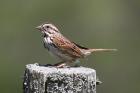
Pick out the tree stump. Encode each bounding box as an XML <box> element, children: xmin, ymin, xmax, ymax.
<box><xmin>23</xmin><ymin>63</ymin><xmax>96</xmax><ymax>93</ymax></box>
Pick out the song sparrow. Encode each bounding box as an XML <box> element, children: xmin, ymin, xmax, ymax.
<box><xmin>36</xmin><ymin>22</ymin><xmax>117</xmax><ymax>67</ymax></box>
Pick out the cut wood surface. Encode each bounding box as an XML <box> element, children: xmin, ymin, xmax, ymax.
<box><xmin>23</xmin><ymin>63</ymin><xmax>96</xmax><ymax>93</ymax></box>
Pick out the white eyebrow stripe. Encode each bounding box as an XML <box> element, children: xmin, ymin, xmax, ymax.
<box><xmin>43</xmin><ymin>24</ymin><xmax>59</xmax><ymax>32</ymax></box>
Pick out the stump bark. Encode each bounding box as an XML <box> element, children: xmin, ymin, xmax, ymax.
<box><xmin>23</xmin><ymin>63</ymin><xmax>96</xmax><ymax>93</ymax></box>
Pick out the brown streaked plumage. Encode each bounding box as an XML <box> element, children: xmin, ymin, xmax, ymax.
<box><xmin>36</xmin><ymin>22</ymin><xmax>117</xmax><ymax>67</ymax></box>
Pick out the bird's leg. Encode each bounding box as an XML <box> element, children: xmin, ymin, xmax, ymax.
<box><xmin>54</xmin><ymin>61</ymin><xmax>66</xmax><ymax>66</ymax></box>
<box><xmin>56</xmin><ymin>63</ymin><xmax>67</xmax><ymax>68</ymax></box>
<box><xmin>54</xmin><ymin>61</ymin><xmax>67</xmax><ymax>68</ymax></box>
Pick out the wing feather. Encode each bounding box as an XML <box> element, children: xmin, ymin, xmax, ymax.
<box><xmin>51</xmin><ymin>35</ymin><xmax>84</xmax><ymax>58</ymax></box>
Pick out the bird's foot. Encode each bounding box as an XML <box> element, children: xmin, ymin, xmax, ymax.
<box><xmin>55</xmin><ymin>63</ymin><xmax>67</xmax><ymax>68</ymax></box>
<box><xmin>53</xmin><ymin>61</ymin><xmax>70</xmax><ymax>68</ymax></box>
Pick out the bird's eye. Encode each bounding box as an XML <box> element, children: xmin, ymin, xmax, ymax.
<box><xmin>46</xmin><ymin>26</ymin><xmax>49</xmax><ymax>28</ymax></box>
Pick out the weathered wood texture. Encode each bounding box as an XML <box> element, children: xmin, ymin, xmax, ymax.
<box><xmin>23</xmin><ymin>63</ymin><xmax>96</xmax><ymax>93</ymax></box>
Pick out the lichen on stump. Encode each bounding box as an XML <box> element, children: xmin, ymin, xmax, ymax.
<box><xmin>23</xmin><ymin>63</ymin><xmax>96</xmax><ymax>93</ymax></box>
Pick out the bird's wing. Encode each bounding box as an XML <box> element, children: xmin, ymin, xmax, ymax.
<box><xmin>51</xmin><ymin>35</ymin><xmax>84</xmax><ymax>58</ymax></box>
<box><xmin>73</xmin><ymin>42</ymin><xmax>89</xmax><ymax>50</ymax></box>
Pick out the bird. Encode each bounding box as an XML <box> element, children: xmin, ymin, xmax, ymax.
<box><xmin>36</xmin><ymin>22</ymin><xmax>117</xmax><ymax>67</ymax></box>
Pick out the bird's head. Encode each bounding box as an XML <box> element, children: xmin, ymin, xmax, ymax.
<box><xmin>36</xmin><ymin>22</ymin><xmax>60</xmax><ymax>36</ymax></box>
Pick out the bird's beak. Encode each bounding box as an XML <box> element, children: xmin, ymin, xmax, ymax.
<box><xmin>36</xmin><ymin>25</ymin><xmax>42</xmax><ymax>30</ymax></box>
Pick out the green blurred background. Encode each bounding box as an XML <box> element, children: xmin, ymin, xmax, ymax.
<box><xmin>0</xmin><ymin>0</ymin><xmax>140</xmax><ymax>93</ymax></box>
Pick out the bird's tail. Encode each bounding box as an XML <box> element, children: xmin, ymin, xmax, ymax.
<box><xmin>90</xmin><ymin>48</ymin><xmax>117</xmax><ymax>52</ymax></box>
<box><xmin>82</xmin><ymin>48</ymin><xmax>117</xmax><ymax>56</ymax></box>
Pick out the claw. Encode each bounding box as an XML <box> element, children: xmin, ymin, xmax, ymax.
<box><xmin>56</xmin><ymin>63</ymin><xmax>67</xmax><ymax>68</ymax></box>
